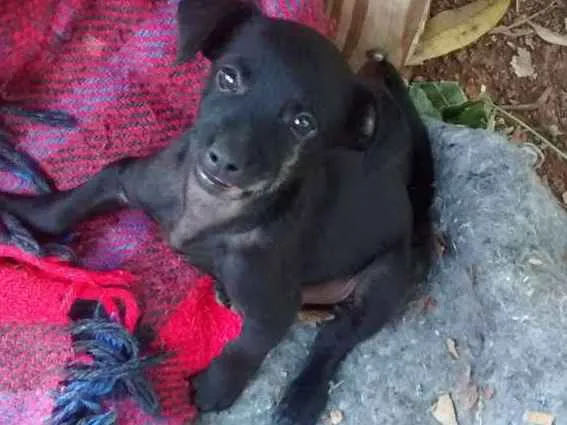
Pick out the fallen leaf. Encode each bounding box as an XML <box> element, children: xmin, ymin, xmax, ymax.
<box><xmin>297</xmin><ymin>309</ymin><xmax>335</xmax><ymax>325</ymax></box>
<box><xmin>526</xmin><ymin>411</ymin><xmax>555</xmax><ymax>425</ymax></box>
<box><xmin>511</xmin><ymin>47</ymin><xmax>535</xmax><ymax>78</ymax></box>
<box><xmin>446</xmin><ymin>338</ymin><xmax>460</xmax><ymax>359</ymax></box>
<box><xmin>328</xmin><ymin>409</ymin><xmax>344</xmax><ymax>425</ymax></box>
<box><xmin>529</xmin><ymin>21</ymin><xmax>567</xmax><ymax>47</ymax></box>
<box><xmin>481</xmin><ymin>385</ymin><xmax>495</xmax><ymax>400</ymax></box>
<box><xmin>431</xmin><ymin>393</ymin><xmax>459</xmax><ymax>425</ymax></box>
<box><xmin>562</xmin><ymin>191</ymin><xmax>567</xmax><ymax>205</ymax></box>
<box><xmin>407</xmin><ymin>0</ymin><xmax>511</xmax><ymax>65</ymax></box>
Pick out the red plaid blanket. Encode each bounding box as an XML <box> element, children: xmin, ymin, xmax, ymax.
<box><xmin>0</xmin><ymin>1</ymin><xmax>330</xmax><ymax>424</ymax></box>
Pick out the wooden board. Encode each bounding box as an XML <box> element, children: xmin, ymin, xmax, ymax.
<box><xmin>326</xmin><ymin>0</ymin><xmax>431</xmax><ymax>70</ymax></box>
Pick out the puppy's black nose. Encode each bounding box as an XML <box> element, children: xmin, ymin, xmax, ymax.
<box><xmin>205</xmin><ymin>147</ymin><xmax>240</xmax><ymax>173</ymax></box>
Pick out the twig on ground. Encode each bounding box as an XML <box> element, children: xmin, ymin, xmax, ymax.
<box><xmin>491</xmin><ymin>0</ymin><xmax>558</xmax><ymax>34</ymax></box>
<box><xmin>486</xmin><ymin>99</ymin><xmax>567</xmax><ymax>161</ymax></box>
<box><xmin>495</xmin><ymin>28</ymin><xmax>534</xmax><ymax>37</ymax></box>
<box><xmin>499</xmin><ymin>87</ymin><xmax>552</xmax><ymax>111</ymax></box>
<box><xmin>500</xmin><ymin>103</ymin><xmax>540</xmax><ymax>111</ymax></box>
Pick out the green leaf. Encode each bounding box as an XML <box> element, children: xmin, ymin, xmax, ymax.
<box><xmin>412</xmin><ymin>81</ymin><xmax>468</xmax><ymax>110</ymax></box>
<box><xmin>408</xmin><ymin>85</ymin><xmax>443</xmax><ymax>119</ymax></box>
<box><xmin>409</xmin><ymin>81</ymin><xmax>495</xmax><ymax>129</ymax></box>
<box><xmin>443</xmin><ymin>100</ymin><xmax>492</xmax><ymax>129</ymax></box>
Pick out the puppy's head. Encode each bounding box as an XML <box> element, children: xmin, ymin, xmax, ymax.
<box><xmin>177</xmin><ymin>0</ymin><xmax>378</xmax><ymax>200</ymax></box>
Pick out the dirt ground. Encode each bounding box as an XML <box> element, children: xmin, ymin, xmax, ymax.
<box><xmin>405</xmin><ymin>0</ymin><xmax>567</xmax><ymax>205</ymax></box>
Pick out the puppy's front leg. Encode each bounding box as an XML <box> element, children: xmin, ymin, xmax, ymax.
<box><xmin>192</xmin><ymin>253</ymin><xmax>300</xmax><ymax>412</ymax></box>
<box><xmin>0</xmin><ymin>135</ymin><xmax>188</xmax><ymax>235</ymax></box>
<box><xmin>0</xmin><ymin>163</ymin><xmax>126</xmax><ymax>234</ymax></box>
<box><xmin>0</xmin><ymin>159</ymin><xmax>141</xmax><ymax>235</ymax></box>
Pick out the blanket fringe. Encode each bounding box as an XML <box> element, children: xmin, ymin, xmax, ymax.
<box><xmin>49</xmin><ymin>313</ymin><xmax>162</xmax><ymax>425</ymax></box>
<box><xmin>0</xmin><ymin>118</ymin><xmax>163</xmax><ymax>424</ymax></box>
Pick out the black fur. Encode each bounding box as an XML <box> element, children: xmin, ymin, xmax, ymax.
<box><xmin>0</xmin><ymin>2</ymin><xmax>434</xmax><ymax>424</ymax></box>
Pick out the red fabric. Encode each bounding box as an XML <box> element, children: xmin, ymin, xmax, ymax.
<box><xmin>0</xmin><ymin>0</ymin><xmax>331</xmax><ymax>424</ymax></box>
<box><xmin>0</xmin><ymin>243</ymin><xmax>241</xmax><ymax>424</ymax></box>
<box><xmin>0</xmin><ymin>244</ymin><xmax>139</xmax><ymax>330</ymax></box>
<box><xmin>0</xmin><ymin>244</ymin><xmax>138</xmax><ymax>402</ymax></box>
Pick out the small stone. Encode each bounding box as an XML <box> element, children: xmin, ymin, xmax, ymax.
<box><xmin>511</xmin><ymin>47</ymin><xmax>535</xmax><ymax>78</ymax></box>
<box><xmin>329</xmin><ymin>409</ymin><xmax>344</xmax><ymax>425</ymax></box>
<box><xmin>446</xmin><ymin>338</ymin><xmax>460</xmax><ymax>359</ymax></box>
<box><xmin>526</xmin><ymin>411</ymin><xmax>555</xmax><ymax>425</ymax></box>
<box><xmin>562</xmin><ymin>191</ymin><xmax>567</xmax><ymax>205</ymax></box>
<box><xmin>431</xmin><ymin>394</ymin><xmax>459</xmax><ymax>425</ymax></box>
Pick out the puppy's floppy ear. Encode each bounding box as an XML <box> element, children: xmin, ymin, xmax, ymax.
<box><xmin>345</xmin><ymin>59</ymin><xmax>413</xmax><ymax>153</ymax></box>
<box><xmin>176</xmin><ymin>0</ymin><xmax>260</xmax><ymax>63</ymax></box>
<box><xmin>345</xmin><ymin>83</ymin><xmax>379</xmax><ymax>151</ymax></box>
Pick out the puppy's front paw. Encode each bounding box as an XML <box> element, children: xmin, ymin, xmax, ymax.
<box><xmin>191</xmin><ymin>352</ymin><xmax>251</xmax><ymax>412</ymax></box>
<box><xmin>274</xmin><ymin>379</ymin><xmax>329</xmax><ymax>425</ymax></box>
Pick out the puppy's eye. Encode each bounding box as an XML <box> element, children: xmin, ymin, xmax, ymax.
<box><xmin>216</xmin><ymin>66</ymin><xmax>241</xmax><ymax>93</ymax></box>
<box><xmin>290</xmin><ymin>113</ymin><xmax>317</xmax><ymax>138</ymax></box>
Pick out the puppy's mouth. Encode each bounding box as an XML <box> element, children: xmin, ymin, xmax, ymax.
<box><xmin>195</xmin><ymin>164</ymin><xmax>233</xmax><ymax>190</ymax></box>
<box><xmin>194</xmin><ymin>164</ymin><xmax>252</xmax><ymax>198</ymax></box>
<box><xmin>197</xmin><ymin>165</ymin><xmax>233</xmax><ymax>189</ymax></box>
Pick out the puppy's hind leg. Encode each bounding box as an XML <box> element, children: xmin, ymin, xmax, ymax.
<box><xmin>275</xmin><ymin>240</ymin><xmax>414</xmax><ymax>425</ymax></box>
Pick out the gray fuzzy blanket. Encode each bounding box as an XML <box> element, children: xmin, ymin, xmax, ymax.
<box><xmin>202</xmin><ymin>121</ymin><xmax>567</xmax><ymax>425</ymax></box>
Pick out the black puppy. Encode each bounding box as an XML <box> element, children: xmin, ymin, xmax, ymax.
<box><xmin>0</xmin><ymin>1</ymin><xmax>434</xmax><ymax>424</ymax></box>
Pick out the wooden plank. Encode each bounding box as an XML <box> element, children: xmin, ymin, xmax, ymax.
<box><xmin>326</xmin><ymin>0</ymin><xmax>431</xmax><ymax>70</ymax></box>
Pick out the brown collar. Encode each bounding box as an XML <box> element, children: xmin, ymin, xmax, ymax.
<box><xmin>301</xmin><ymin>276</ymin><xmax>359</xmax><ymax>306</ymax></box>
